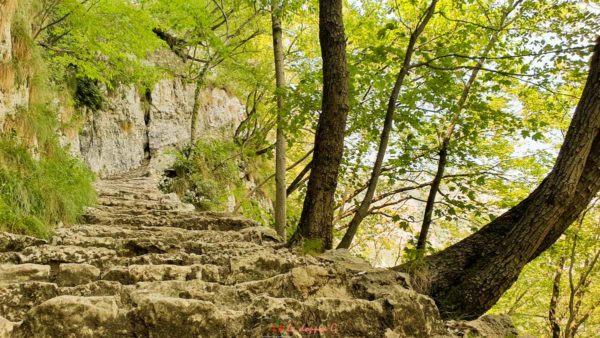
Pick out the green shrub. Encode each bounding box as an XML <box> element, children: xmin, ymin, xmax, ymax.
<box><xmin>162</xmin><ymin>141</ymin><xmax>238</xmax><ymax>210</ymax></box>
<box><xmin>161</xmin><ymin>140</ymin><xmax>274</xmax><ymax>224</ymax></box>
<box><xmin>74</xmin><ymin>76</ymin><xmax>104</xmax><ymax>111</ymax></box>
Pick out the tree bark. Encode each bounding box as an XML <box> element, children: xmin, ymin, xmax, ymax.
<box><xmin>396</xmin><ymin>37</ymin><xmax>600</xmax><ymax>320</ymax></box>
<box><xmin>416</xmin><ymin>145</ymin><xmax>447</xmax><ymax>251</ymax></box>
<box><xmin>272</xmin><ymin>3</ymin><xmax>287</xmax><ymax>239</ymax></box>
<box><xmin>337</xmin><ymin>0</ymin><xmax>439</xmax><ymax>249</ymax></box>
<box><xmin>549</xmin><ymin>256</ymin><xmax>564</xmax><ymax>338</ymax></box>
<box><xmin>288</xmin><ymin>0</ymin><xmax>349</xmax><ymax>251</ymax></box>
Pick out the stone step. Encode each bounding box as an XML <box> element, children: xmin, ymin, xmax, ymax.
<box><xmin>101</xmin><ymin>264</ymin><xmax>209</xmax><ymax>284</ymax></box>
<box><xmin>97</xmin><ymin>197</ymin><xmax>180</xmax><ymax>209</ymax></box>
<box><xmin>0</xmin><ymin>264</ymin><xmax>50</xmax><ymax>284</ymax></box>
<box><xmin>15</xmin><ymin>295</ymin><xmax>132</xmax><ymax>338</ymax></box>
<box><xmin>17</xmin><ymin>245</ymin><xmax>118</xmax><ymax>266</ymax></box>
<box><xmin>0</xmin><ymin>263</ymin><xmax>103</xmax><ymax>288</ymax></box>
<box><xmin>118</xmin><ymin>252</ymin><xmax>205</xmax><ymax>266</ymax></box>
<box><xmin>88</xmin><ymin>206</ymin><xmax>196</xmax><ymax>217</ymax></box>
<box><xmin>0</xmin><ymin>233</ymin><xmax>47</xmax><ymax>253</ymax></box>
<box><xmin>52</xmin><ymin>228</ymin><xmax>277</xmax><ymax>254</ymax></box>
<box><xmin>82</xmin><ymin>212</ymin><xmax>257</xmax><ymax>231</ymax></box>
<box><xmin>97</xmin><ymin>191</ymin><xmax>163</xmax><ymax>201</ymax></box>
<box><xmin>0</xmin><ymin>282</ymin><xmax>59</xmax><ymax>321</ymax></box>
<box><xmin>53</xmin><ymin>225</ymin><xmax>279</xmax><ymax>250</ymax></box>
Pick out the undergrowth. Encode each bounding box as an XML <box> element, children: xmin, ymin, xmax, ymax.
<box><xmin>0</xmin><ymin>135</ymin><xmax>95</xmax><ymax>238</ymax></box>
<box><xmin>160</xmin><ymin>139</ymin><xmax>273</xmax><ymax>224</ymax></box>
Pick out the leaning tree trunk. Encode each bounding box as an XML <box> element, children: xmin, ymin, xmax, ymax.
<box><xmin>416</xmin><ymin>144</ymin><xmax>447</xmax><ymax>251</ymax></box>
<box><xmin>416</xmin><ymin>0</ymin><xmax>518</xmax><ymax>252</ymax></box>
<box><xmin>396</xmin><ymin>38</ymin><xmax>600</xmax><ymax>320</ymax></box>
<box><xmin>288</xmin><ymin>0</ymin><xmax>349</xmax><ymax>250</ymax></box>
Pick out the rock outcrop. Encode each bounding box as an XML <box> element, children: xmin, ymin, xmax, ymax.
<box><xmin>2</xmin><ymin>0</ymin><xmax>244</xmax><ymax>179</ymax></box>
<box><xmin>0</xmin><ymin>166</ymin><xmax>517</xmax><ymax>337</ymax></box>
<box><xmin>74</xmin><ymin>81</ymin><xmax>245</xmax><ymax>177</ymax></box>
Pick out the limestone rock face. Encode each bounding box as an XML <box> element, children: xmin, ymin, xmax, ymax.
<box><xmin>78</xmin><ymin>86</ymin><xmax>148</xmax><ymax>177</ymax></box>
<box><xmin>0</xmin><ymin>168</ymin><xmax>519</xmax><ymax>337</ymax></box>
<box><xmin>148</xmin><ymin>79</ymin><xmax>244</xmax><ymax>150</ymax></box>
<box><xmin>73</xmin><ymin>79</ymin><xmax>244</xmax><ymax>177</ymax></box>
<box><xmin>2</xmin><ymin>1</ymin><xmax>243</xmax><ymax>178</ymax></box>
<box><xmin>0</xmin><ymin>0</ymin><xmax>29</xmax><ymax>129</ymax></box>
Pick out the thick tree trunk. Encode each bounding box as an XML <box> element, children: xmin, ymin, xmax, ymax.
<box><xmin>272</xmin><ymin>4</ymin><xmax>287</xmax><ymax>239</ymax></box>
<box><xmin>288</xmin><ymin>0</ymin><xmax>349</xmax><ymax>250</ymax></box>
<box><xmin>396</xmin><ymin>38</ymin><xmax>600</xmax><ymax>320</ymax></box>
<box><xmin>337</xmin><ymin>0</ymin><xmax>439</xmax><ymax>249</ymax></box>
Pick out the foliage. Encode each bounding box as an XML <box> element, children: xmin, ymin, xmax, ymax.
<box><xmin>164</xmin><ymin>141</ymin><xmax>238</xmax><ymax>210</ymax></box>
<box><xmin>160</xmin><ymin>140</ymin><xmax>274</xmax><ymax>224</ymax></box>
<box><xmin>33</xmin><ymin>0</ymin><xmax>165</xmax><ymax>88</ymax></box>
<box><xmin>73</xmin><ymin>76</ymin><xmax>104</xmax><ymax>111</ymax></box>
<box><xmin>492</xmin><ymin>200</ymin><xmax>600</xmax><ymax>337</ymax></box>
<box><xmin>323</xmin><ymin>0</ymin><xmax>599</xmax><ymax>260</ymax></box>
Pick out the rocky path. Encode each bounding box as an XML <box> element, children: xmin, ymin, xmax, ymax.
<box><xmin>0</xmin><ymin>168</ymin><xmax>515</xmax><ymax>337</ymax></box>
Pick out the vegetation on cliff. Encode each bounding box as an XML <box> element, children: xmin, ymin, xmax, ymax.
<box><xmin>0</xmin><ymin>0</ymin><xmax>95</xmax><ymax>237</ymax></box>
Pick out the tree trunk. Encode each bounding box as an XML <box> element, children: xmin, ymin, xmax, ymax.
<box><xmin>416</xmin><ymin>144</ymin><xmax>447</xmax><ymax>251</ymax></box>
<box><xmin>415</xmin><ymin>0</ymin><xmax>516</xmax><ymax>252</ymax></box>
<box><xmin>271</xmin><ymin>4</ymin><xmax>287</xmax><ymax>239</ymax></box>
<box><xmin>287</xmin><ymin>161</ymin><xmax>312</xmax><ymax>196</ymax></box>
<box><xmin>396</xmin><ymin>38</ymin><xmax>600</xmax><ymax>320</ymax></box>
<box><xmin>288</xmin><ymin>0</ymin><xmax>349</xmax><ymax>251</ymax></box>
<box><xmin>336</xmin><ymin>0</ymin><xmax>439</xmax><ymax>249</ymax></box>
<box><xmin>190</xmin><ymin>64</ymin><xmax>210</xmax><ymax>144</ymax></box>
<box><xmin>549</xmin><ymin>257</ymin><xmax>564</xmax><ymax>338</ymax></box>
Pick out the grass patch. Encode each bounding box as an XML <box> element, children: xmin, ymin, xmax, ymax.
<box><xmin>0</xmin><ymin>136</ymin><xmax>96</xmax><ymax>238</ymax></box>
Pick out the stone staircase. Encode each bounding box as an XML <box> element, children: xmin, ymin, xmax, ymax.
<box><xmin>0</xmin><ymin>168</ymin><xmax>516</xmax><ymax>337</ymax></box>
